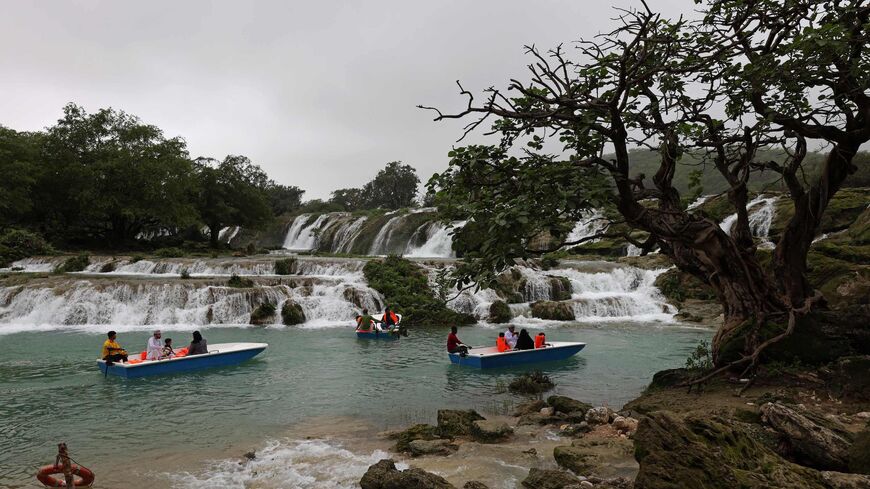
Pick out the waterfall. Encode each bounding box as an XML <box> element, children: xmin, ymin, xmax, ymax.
<box><xmin>332</xmin><ymin>217</ymin><xmax>368</xmax><ymax>253</ymax></box>
<box><xmin>283</xmin><ymin>214</ymin><xmax>330</xmax><ymax>250</ymax></box>
<box><xmin>687</xmin><ymin>195</ymin><xmax>712</xmax><ymax>211</ymax></box>
<box><xmin>720</xmin><ymin>195</ymin><xmax>778</xmax><ymax>247</ymax></box>
<box><xmin>405</xmin><ymin>221</ymin><xmax>465</xmax><ymax>258</ymax></box>
<box><xmin>565</xmin><ymin>211</ymin><xmax>609</xmax><ymax>246</ymax></box>
<box><xmin>368</xmin><ymin>216</ymin><xmax>402</xmax><ymax>255</ymax></box>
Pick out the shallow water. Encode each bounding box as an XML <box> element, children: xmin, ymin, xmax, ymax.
<box><xmin>0</xmin><ymin>321</ymin><xmax>709</xmax><ymax>488</ymax></box>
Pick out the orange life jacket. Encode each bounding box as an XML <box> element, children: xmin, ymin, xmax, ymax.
<box><xmin>496</xmin><ymin>337</ymin><xmax>510</xmax><ymax>352</ymax></box>
<box><xmin>382</xmin><ymin>311</ymin><xmax>399</xmax><ymax>324</ymax></box>
<box><xmin>535</xmin><ymin>334</ymin><xmax>546</xmax><ymax>349</ymax></box>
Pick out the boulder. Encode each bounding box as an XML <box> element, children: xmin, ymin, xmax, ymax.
<box><xmin>280</xmin><ymin>301</ymin><xmax>306</xmax><ymax>325</ymax></box>
<box><xmin>489</xmin><ymin>300</ymin><xmax>512</xmax><ymax>323</ymax></box>
<box><xmin>553</xmin><ymin>437</ymin><xmax>636</xmax><ymax>478</ymax></box>
<box><xmin>547</xmin><ymin>396</ymin><xmax>592</xmax><ymax>416</ymax></box>
<box><xmin>559</xmin><ymin>422</ymin><xmax>592</xmax><ymax>437</ymax></box>
<box><xmin>390</xmin><ymin>423</ymin><xmax>440</xmax><ymax>452</ymax></box>
<box><xmin>824</xmin><ymin>356</ymin><xmax>870</xmax><ymax>402</ymax></box>
<box><xmin>612</xmin><ymin>416</ymin><xmax>639</xmax><ymax>435</ymax></box>
<box><xmin>437</xmin><ymin>409</ymin><xmax>485</xmax><ymax>437</ymax></box>
<box><xmin>531</xmin><ymin>301</ymin><xmax>576</xmax><ymax>321</ymax></box>
<box><xmin>517</xmin><ymin>413</ymin><xmax>549</xmax><ymax>426</ymax></box>
<box><xmin>548</xmin><ymin>276</ymin><xmax>573</xmax><ymax>301</ymax></box>
<box><xmin>541</xmin><ymin>407</ymin><xmax>556</xmax><ymax>416</ymax></box>
<box><xmin>408</xmin><ymin>439</ymin><xmax>458</xmax><ymax>457</ymax></box>
<box><xmin>463</xmin><ymin>482</ymin><xmax>490</xmax><ymax>489</ymax></box>
<box><xmin>760</xmin><ymin>402</ymin><xmax>854</xmax><ymax>471</ymax></box>
<box><xmin>584</xmin><ymin>407</ymin><xmax>614</xmax><ymax>425</ymax></box>
<box><xmin>521</xmin><ymin>467</ymin><xmax>582</xmax><ymax>489</ymax></box>
<box><xmin>849</xmin><ymin>424</ymin><xmax>870</xmax><ymax>475</ymax></box>
<box><xmin>820</xmin><ymin>471</ymin><xmax>870</xmax><ymax>489</ymax></box>
<box><xmin>360</xmin><ymin>459</ymin><xmax>456</xmax><ymax>489</ymax></box>
<box><xmin>633</xmin><ymin>410</ymin><xmax>867</xmax><ymax>489</ymax></box>
<box><xmin>249</xmin><ymin>302</ymin><xmax>276</xmax><ymax>325</ymax></box>
<box><xmin>513</xmin><ymin>399</ymin><xmax>547</xmax><ymax>416</ymax></box>
<box><xmin>470</xmin><ymin>419</ymin><xmax>513</xmax><ymax>443</ymax></box>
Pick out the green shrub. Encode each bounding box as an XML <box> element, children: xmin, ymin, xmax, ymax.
<box><xmin>489</xmin><ymin>300</ymin><xmax>511</xmax><ymax>323</ymax></box>
<box><xmin>250</xmin><ymin>302</ymin><xmax>277</xmax><ymax>325</ymax></box>
<box><xmin>685</xmin><ymin>340</ymin><xmax>713</xmax><ymax>373</ymax></box>
<box><xmin>130</xmin><ymin>255</ymin><xmax>145</xmax><ymax>263</ymax></box>
<box><xmin>55</xmin><ymin>254</ymin><xmax>90</xmax><ymax>273</ymax></box>
<box><xmin>227</xmin><ymin>274</ymin><xmax>254</xmax><ymax>288</ymax></box>
<box><xmin>509</xmin><ymin>370</ymin><xmax>555</xmax><ymax>394</ymax></box>
<box><xmin>99</xmin><ymin>261</ymin><xmax>117</xmax><ymax>273</ymax></box>
<box><xmin>0</xmin><ymin>229</ymin><xmax>53</xmax><ymax>267</ymax></box>
<box><xmin>363</xmin><ymin>255</ymin><xmax>476</xmax><ymax>327</ymax></box>
<box><xmin>274</xmin><ymin>258</ymin><xmax>297</xmax><ymax>275</ymax></box>
<box><xmin>155</xmin><ymin>247</ymin><xmax>184</xmax><ymax>258</ymax></box>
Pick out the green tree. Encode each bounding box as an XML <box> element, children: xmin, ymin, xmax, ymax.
<box><xmin>194</xmin><ymin>155</ymin><xmax>273</xmax><ymax>248</ymax></box>
<box><xmin>424</xmin><ymin>0</ymin><xmax>869</xmax><ymax>369</ymax></box>
<box><xmin>0</xmin><ymin>126</ymin><xmax>41</xmax><ymax>227</ymax></box>
<box><xmin>38</xmin><ymin>103</ymin><xmax>197</xmax><ymax>245</ymax></box>
<box><xmin>364</xmin><ymin>161</ymin><xmax>420</xmax><ymax>210</ymax></box>
<box><xmin>266</xmin><ymin>184</ymin><xmax>305</xmax><ymax>215</ymax></box>
<box><xmin>329</xmin><ymin>187</ymin><xmax>367</xmax><ymax>211</ymax></box>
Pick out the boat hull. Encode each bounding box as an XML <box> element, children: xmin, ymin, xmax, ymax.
<box><xmin>97</xmin><ymin>343</ymin><xmax>267</xmax><ymax>378</ymax></box>
<box><xmin>448</xmin><ymin>342</ymin><xmax>585</xmax><ymax>368</ymax></box>
<box><xmin>355</xmin><ymin>330</ymin><xmax>399</xmax><ymax>340</ymax></box>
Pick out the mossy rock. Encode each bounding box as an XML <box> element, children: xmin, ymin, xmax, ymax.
<box><xmin>250</xmin><ymin>302</ymin><xmax>276</xmax><ymax>325</ymax></box>
<box><xmin>99</xmin><ymin>261</ymin><xmax>117</xmax><ymax>273</ymax></box>
<box><xmin>547</xmin><ymin>395</ymin><xmax>592</xmax><ymax>415</ymax></box>
<box><xmin>389</xmin><ymin>423</ymin><xmax>441</xmax><ymax>452</ymax></box>
<box><xmin>227</xmin><ymin>274</ymin><xmax>254</xmax><ymax>288</ymax></box>
<box><xmin>850</xmin><ymin>424</ymin><xmax>870</xmax><ymax>475</ymax></box>
<box><xmin>530</xmin><ymin>301</ymin><xmax>575</xmax><ymax>321</ymax></box>
<box><xmin>281</xmin><ymin>301</ymin><xmax>306</xmax><ymax>325</ymax></box>
<box><xmin>553</xmin><ymin>437</ymin><xmax>636</xmax><ymax>478</ymax></box>
<box><xmin>654</xmin><ymin>268</ymin><xmax>717</xmax><ymax>304</ymax></box>
<box><xmin>273</xmin><ymin>258</ymin><xmax>298</xmax><ymax>275</ymax></box>
<box><xmin>492</xmin><ymin>268</ymin><xmax>526</xmax><ymax>304</ymax></box>
<box><xmin>436</xmin><ymin>409</ymin><xmax>485</xmax><ymax>437</ymax></box>
<box><xmin>547</xmin><ymin>276</ymin><xmax>572</xmax><ymax>301</ymax></box>
<box><xmin>489</xmin><ymin>300</ymin><xmax>511</xmax><ymax>323</ymax></box>
<box><xmin>848</xmin><ymin>206</ymin><xmax>870</xmax><ymax>244</ymax></box>
<box><xmin>509</xmin><ymin>371</ymin><xmax>554</xmax><ymax>394</ymax></box>
<box><xmin>55</xmin><ymin>254</ymin><xmax>90</xmax><ymax>273</ymax></box>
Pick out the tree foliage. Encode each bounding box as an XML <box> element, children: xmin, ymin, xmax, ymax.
<box><xmin>329</xmin><ymin>161</ymin><xmax>421</xmax><ymax>211</ymax></box>
<box><xmin>424</xmin><ymin>0</ymin><xmax>869</xmax><ymax>368</ymax></box>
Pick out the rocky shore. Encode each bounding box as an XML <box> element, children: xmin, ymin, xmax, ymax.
<box><xmin>346</xmin><ymin>356</ymin><xmax>870</xmax><ymax>489</ymax></box>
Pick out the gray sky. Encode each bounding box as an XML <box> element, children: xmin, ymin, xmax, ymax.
<box><xmin>1</xmin><ymin>0</ymin><xmax>690</xmax><ymax>200</ymax></box>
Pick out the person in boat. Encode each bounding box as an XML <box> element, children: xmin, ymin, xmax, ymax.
<box><xmin>534</xmin><ymin>332</ymin><xmax>549</xmax><ymax>349</ymax></box>
<box><xmin>162</xmin><ymin>338</ymin><xmax>176</xmax><ymax>359</ymax></box>
<box><xmin>515</xmin><ymin>329</ymin><xmax>535</xmax><ymax>350</ymax></box>
<box><xmin>496</xmin><ymin>332</ymin><xmax>511</xmax><ymax>352</ymax></box>
<box><xmin>146</xmin><ymin>329</ymin><xmax>164</xmax><ymax>360</ymax></box>
<box><xmin>356</xmin><ymin>309</ymin><xmax>381</xmax><ymax>331</ymax></box>
<box><xmin>447</xmin><ymin>326</ymin><xmax>465</xmax><ymax>354</ymax></box>
<box><xmin>188</xmin><ymin>330</ymin><xmax>208</xmax><ymax>355</ymax></box>
<box><xmin>504</xmin><ymin>325</ymin><xmax>518</xmax><ymax>349</ymax></box>
<box><xmin>379</xmin><ymin>306</ymin><xmax>400</xmax><ymax>331</ymax></box>
<box><xmin>101</xmin><ymin>331</ymin><xmax>128</xmax><ymax>364</ymax></box>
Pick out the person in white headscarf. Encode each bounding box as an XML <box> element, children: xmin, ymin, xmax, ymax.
<box><xmin>146</xmin><ymin>330</ymin><xmax>164</xmax><ymax>360</ymax></box>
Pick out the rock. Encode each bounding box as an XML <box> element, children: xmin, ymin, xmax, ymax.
<box><xmin>523</xmin><ymin>448</ymin><xmax>537</xmax><ymax>456</ymax></box>
<box><xmin>531</xmin><ymin>301</ymin><xmax>576</xmax><ymax>321</ymax></box>
<box><xmin>850</xmin><ymin>425</ymin><xmax>870</xmax><ymax>475</ymax></box>
<box><xmin>509</xmin><ymin>371</ymin><xmax>556</xmax><ymax>394</ymax></box>
<box><xmin>824</xmin><ymin>356</ymin><xmax>870</xmax><ymax>402</ymax></box>
<box><xmin>360</xmin><ymin>459</ymin><xmax>456</xmax><ymax>489</ymax></box>
<box><xmin>390</xmin><ymin>423</ymin><xmax>441</xmax><ymax>452</ymax></box>
<box><xmin>463</xmin><ymin>482</ymin><xmax>490</xmax><ymax>489</ymax></box>
<box><xmin>587</xmin><ymin>476</ymin><xmax>634</xmax><ymax>489</ymax></box>
<box><xmin>559</xmin><ymin>422</ymin><xmax>591</xmax><ymax>437</ymax></box>
<box><xmin>541</xmin><ymin>407</ymin><xmax>556</xmax><ymax>416</ymax></box>
<box><xmin>437</xmin><ymin>409</ymin><xmax>485</xmax><ymax>437</ymax></box>
<box><xmin>553</xmin><ymin>437</ymin><xmax>636</xmax><ymax>478</ymax></box>
<box><xmin>856</xmin><ymin>412</ymin><xmax>870</xmax><ymax>420</ymax></box>
<box><xmin>612</xmin><ymin>416</ymin><xmax>639</xmax><ymax>435</ymax></box>
<box><xmin>514</xmin><ymin>399</ymin><xmax>547</xmax><ymax>416</ymax></box>
<box><xmin>408</xmin><ymin>439</ymin><xmax>458</xmax><ymax>457</ymax></box>
<box><xmin>633</xmin><ymin>410</ymin><xmax>860</xmax><ymax>489</ymax></box>
<box><xmin>280</xmin><ymin>301</ymin><xmax>306</xmax><ymax>325</ymax></box>
<box><xmin>242</xmin><ymin>450</ymin><xmax>256</xmax><ymax>460</ymax></box>
<box><xmin>548</xmin><ymin>396</ymin><xmax>593</xmax><ymax>416</ymax></box>
<box><xmin>646</xmin><ymin>368</ymin><xmax>691</xmax><ymax>390</ymax></box>
<box><xmin>489</xmin><ymin>300</ymin><xmax>512</xmax><ymax>323</ymax></box>
<box><xmin>584</xmin><ymin>407</ymin><xmax>614</xmax><ymax>425</ymax></box>
<box><xmin>518</xmin><ymin>413</ymin><xmax>549</xmax><ymax>426</ymax></box>
<box><xmin>471</xmin><ymin>419</ymin><xmax>514</xmax><ymax>443</ymax></box>
<box><xmin>548</xmin><ymin>276</ymin><xmax>573</xmax><ymax>301</ymax></box>
<box><xmin>820</xmin><ymin>471</ymin><xmax>870</xmax><ymax>489</ymax></box>
<box><xmin>760</xmin><ymin>402</ymin><xmax>854</xmax><ymax>471</ymax></box>
<box><xmin>249</xmin><ymin>302</ymin><xmax>276</xmax><ymax>325</ymax></box>
<box><xmin>521</xmin><ymin>467</ymin><xmax>582</xmax><ymax>489</ymax></box>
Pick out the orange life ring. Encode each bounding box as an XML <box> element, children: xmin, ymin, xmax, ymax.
<box><xmin>36</xmin><ymin>464</ymin><xmax>95</xmax><ymax>487</ymax></box>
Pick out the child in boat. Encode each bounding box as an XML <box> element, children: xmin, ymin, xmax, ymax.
<box><xmin>534</xmin><ymin>332</ymin><xmax>549</xmax><ymax>348</ymax></box>
<box><xmin>356</xmin><ymin>309</ymin><xmax>381</xmax><ymax>331</ymax></box>
<box><xmin>162</xmin><ymin>338</ymin><xmax>176</xmax><ymax>359</ymax></box>
<box><xmin>496</xmin><ymin>332</ymin><xmax>511</xmax><ymax>352</ymax></box>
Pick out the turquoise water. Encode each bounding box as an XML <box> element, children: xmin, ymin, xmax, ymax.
<box><xmin>0</xmin><ymin>322</ymin><xmax>709</xmax><ymax>487</ymax></box>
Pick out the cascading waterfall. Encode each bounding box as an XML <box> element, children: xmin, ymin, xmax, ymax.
<box><xmin>368</xmin><ymin>216</ymin><xmax>402</xmax><ymax>255</ymax></box>
<box><xmin>284</xmin><ymin>214</ymin><xmax>330</xmax><ymax>250</ymax></box>
<box><xmin>332</xmin><ymin>217</ymin><xmax>368</xmax><ymax>253</ymax></box>
<box><xmin>565</xmin><ymin>210</ymin><xmax>609</xmax><ymax>246</ymax></box>
<box><xmin>720</xmin><ymin>195</ymin><xmax>778</xmax><ymax>247</ymax></box>
<box><xmin>405</xmin><ymin>221</ymin><xmax>465</xmax><ymax>258</ymax></box>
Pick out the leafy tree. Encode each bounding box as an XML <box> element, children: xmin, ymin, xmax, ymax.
<box><xmin>424</xmin><ymin>0</ymin><xmax>869</xmax><ymax>370</ymax></box>
<box><xmin>266</xmin><ymin>184</ymin><xmax>304</xmax><ymax>215</ymax></box>
<box><xmin>0</xmin><ymin>126</ymin><xmax>41</xmax><ymax>228</ymax></box>
<box><xmin>365</xmin><ymin>161</ymin><xmax>420</xmax><ymax>209</ymax></box>
<box><xmin>37</xmin><ymin>104</ymin><xmax>197</xmax><ymax>245</ymax></box>
<box><xmin>329</xmin><ymin>187</ymin><xmax>368</xmax><ymax>211</ymax></box>
<box><xmin>194</xmin><ymin>155</ymin><xmax>273</xmax><ymax>247</ymax></box>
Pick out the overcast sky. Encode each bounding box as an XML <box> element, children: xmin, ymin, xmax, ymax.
<box><xmin>1</xmin><ymin>0</ymin><xmax>691</xmax><ymax>200</ymax></box>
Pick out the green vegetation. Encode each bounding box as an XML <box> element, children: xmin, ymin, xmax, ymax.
<box><xmin>250</xmin><ymin>302</ymin><xmax>276</xmax><ymax>325</ymax></box>
<box><xmin>99</xmin><ymin>261</ymin><xmax>117</xmax><ymax>273</ymax></box>
<box><xmin>488</xmin><ymin>300</ymin><xmax>511</xmax><ymax>323</ymax></box>
<box><xmin>154</xmin><ymin>247</ymin><xmax>185</xmax><ymax>258</ymax></box>
<box><xmin>0</xmin><ymin>228</ymin><xmax>53</xmax><ymax>267</ymax></box>
<box><xmin>226</xmin><ymin>274</ymin><xmax>254</xmax><ymax>288</ymax></box>
<box><xmin>54</xmin><ymin>254</ymin><xmax>89</xmax><ymax>273</ymax></box>
<box><xmin>329</xmin><ymin>161</ymin><xmax>420</xmax><ymax>211</ymax></box>
<box><xmin>273</xmin><ymin>258</ymin><xmax>297</xmax><ymax>275</ymax></box>
<box><xmin>363</xmin><ymin>255</ymin><xmax>475</xmax><ymax>327</ymax></box>
<box><xmin>179</xmin><ymin>268</ymin><xmax>191</xmax><ymax>279</ymax></box>
<box><xmin>685</xmin><ymin>340</ymin><xmax>713</xmax><ymax>373</ymax></box>
<box><xmin>508</xmin><ymin>371</ymin><xmax>555</xmax><ymax>394</ymax></box>
<box><xmin>281</xmin><ymin>301</ymin><xmax>306</xmax><ymax>325</ymax></box>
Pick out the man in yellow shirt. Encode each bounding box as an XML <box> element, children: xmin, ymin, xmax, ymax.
<box><xmin>102</xmin><ymin>331</ymin><xmax>128</xmax><ymax>364</ymax></box>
